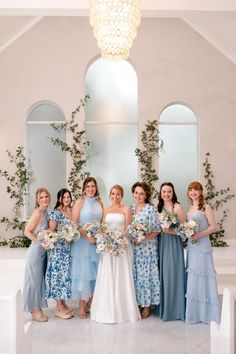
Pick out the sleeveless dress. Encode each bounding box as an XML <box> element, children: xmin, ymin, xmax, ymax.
<box><xmin>131</xmin><ymin>204</ymin><xmax>160</xmax><ymax>307</ymax></box>
<box><xmin>185</xmin><ymin>211</ymin><xmax>220</xmax><ymax>324</ymax></box>
<box><xmin>45</xmin><ymin>209</ymin><xmax>71</xmax><ymax>300</ymax></box>
<box><xmin>71</xmin><ymin>196</ymin><xmax>102</xmax><ymax>301</ymax></box>
<box><xmin>90</xmin><ymin>213</ymin><xmax>141</xmax><ymax>323</ymax></box>
<box><xmin>23</xmin><ymin>209</ymin><xmax>48</xmax><ymax>311</ymax></box>
<box><xmin>158</xmin><ymin>211</ymin><xmax>186</xmax><ymax>321</ymax></box>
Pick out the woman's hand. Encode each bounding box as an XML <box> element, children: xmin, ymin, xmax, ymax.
<box><xmin>162</xmin><ymin>227</ymin><xmax>175</xmax><ymax>234</ymax></box>
<box><xmin>134</xmin><ymin>238</ymin><xmax>144</xmax><ymax>245</ymax></box>
<box><xmin>191</xmin><ymin>232</ymin><xmax>200</xmax><ymax>241</ymax></box>
<box><xmin>88</xmin><ymin>236</ymin><xmax>96</xmax><ymax>244</ymax></box>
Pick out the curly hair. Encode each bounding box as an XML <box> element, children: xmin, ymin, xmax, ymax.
<box><xmin>131</xmin><ymin>181</ymin><xmax>152</xmax><ymax>203</ymax></box>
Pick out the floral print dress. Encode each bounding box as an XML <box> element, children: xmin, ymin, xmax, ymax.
<box><xmin>45</xmin><ymin>209</ymin><xmax>71</xmax><ymax>300</ymax></box>
<box><xmin>131</xmin><ymin>204</ymin><xmax>160</xmax><ymax>307</ymax></box>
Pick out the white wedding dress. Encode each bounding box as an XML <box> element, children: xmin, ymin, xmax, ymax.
<box><xmin>90</xmin><ymin>213</ymin><xmax>141</xmax><ymax>323</ymax></box>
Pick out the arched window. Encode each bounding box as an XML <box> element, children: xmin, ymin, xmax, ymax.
<box><xmin>85</xmin><ymin>58</ymin><xmax>138</xmax><ymax>205</ymax></box>
<box><xmin>159</xmin><ymin>103</ymin><xmax>198</xmax><ymax>209</ymax></box>
<box><xmin>27</xmin><ymin>102</ymin><xmax>66</xmax><ymax>215</ymax></box>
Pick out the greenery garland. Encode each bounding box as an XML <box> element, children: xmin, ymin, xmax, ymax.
<box><xmin>0</xmin><ymin>146</ymin><xmax>31</xmax><ymax>247</ymax></box>
<box><xmin>203</xmin><ymin>152</ymin><xmax>235</xmax><ymax>247</ymax></box>
<box><xmin>50</xmin><ymin>96</ymin><xmax>90</xmax><ymax>199</ymax></box>
<box><xmin>135</xmin><ymin>120</ymin><xmax>163</xmax><ymax>200</ymax></box>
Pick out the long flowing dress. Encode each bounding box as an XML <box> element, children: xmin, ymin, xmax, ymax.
<box><xmin>185</xmin><ymin>211</ymin><xmax>220</xmax><ymax>324</ymax></box>
<box><xmin>23</xmin><ymin>208</ymin><xmax>48</xmax><ymax>312</ymax></box>
<box><xmin>90</xmin><ymin>213</ymin><xmax>141</xmax><ymax>323</ymax></box>
<box><xmin>131</xmin><ymin>204</ymin><xmax>160</xmax><ymax>307</ymax></box>
<box><xmin>71</xmin><ymin>196</ymin><xmax>102</xmax><ymax>301</ymax></box>
<box><xmin>158</xmin><ymin>211</ymin><xmax>186</xmax><ymax>321</ymax></box>
<box><xmin>45</xmin><ymin>209</ymin><xmax>71</xmax><ymax>300</ymax></box>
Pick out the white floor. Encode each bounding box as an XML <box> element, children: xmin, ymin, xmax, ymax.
<box><xmin>26</xmin><ymin>302</ymin><xmax>211</xmax><ymax>354</ymax></box>
<box><xmin>1</xmin><ymin>241</ymin><xmax>236</xmax><ymax>354</ymax></box>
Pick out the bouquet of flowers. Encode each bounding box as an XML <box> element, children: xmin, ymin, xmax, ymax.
<box><xmin>177</xmin><ymin>219</ymin><xmax>200</xmax><ymax>243</ymax></box>
<box><xmin>158</xmin><ymin>210</ymin><xmax>178</xmax><ymax>229</ymax></box>
<box><xmin>37</xmin><ymin>229</ymin><xmax>61</xmax><ymax>250</ymax></box>
<box><xmin>128</xmin><ymin>221</ymin><xmax>150</xmax><ymax>244</ymax></box>
<box><xmin>95</xmin><ymin>226</ymin><xmax>129</xmax><ymax>256</ymax></box>
<box><xmin>81</xmin><ymin>221</ymin><xmax>103</xmax><ymax>243</ymax></box>
<box><xmin>60</xmin><ymin>221</ymin><xmax>80</xmax><ymax>243</ymax></box>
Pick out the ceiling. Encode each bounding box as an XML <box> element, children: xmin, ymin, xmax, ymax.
<box><xmin>0</xmin><ymin>0</ymin><xmax>236</xmax><ymax>64</ymax></box>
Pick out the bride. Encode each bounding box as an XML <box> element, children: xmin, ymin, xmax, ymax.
<box><xmin>90</xmin><ymin>184</ymin><xmax>141</xmax><ymax>323</ymax></box>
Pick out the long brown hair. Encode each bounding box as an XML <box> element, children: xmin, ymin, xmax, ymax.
<box><xmin>157</xmin><ymin>182</ymin><xmax>179</xmax><ymax>213</ymax></box>
<box><xmin>35</xmin><ymin>188</ymin><xmax>51</xmax><ymax>208</ymax></box>
<box><xmin>188</xmin><ymin>181</ymin><xmax>205</xmax><ymax>211</ymax></box>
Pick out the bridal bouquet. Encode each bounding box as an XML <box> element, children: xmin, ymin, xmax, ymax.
<box><xmin>128</xmin><ymin>221</ymin><xmax>150</xmax><ymax>244</ymax></box>
<box><xmin>158</xmin><ymin>210</ymin><xmax>178</xmax><ymax>230</ymax></box>
<box><xmin>81</xmin><ymin>221</ymin><xmax>104</xmax><ymax>243</ymax></box>
<box><xmin>177</xmin><ymin>219</ymin><xmax>200</xmax><ymax>243</ymax></box>
<box><xmin>60</xmin><ymin>221</ymin><xmax>80</xmax><ymax>243</ymax></box>
<box><xmin>95</xmin><ymin>227</ymin><xmax>129</xmax><ymax>256</ymax></box>
<box><xmin>37</xmin><ymin>229</ymin><xmax>60</xmax><ymax>250</ymax></box>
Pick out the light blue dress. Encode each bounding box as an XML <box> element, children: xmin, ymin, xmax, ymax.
<box><xmin>45</xmin><ymin>209</ymin><xmax>71</xmax><ymax>300</ymax></box>
<box><xmin>158</xmin><ymin>210</ymin><xmax>186</xmax><ymax>321</ymax></box>
<box><xmin>185</xmin><ymin>211</ymin><xmax>220</xmax><ymax>324</ymax></box>
<box><xmin>131</xmin><ymin>204</ymin><xmax>160</xmax><ymax>307</ymax></box>
<box><xmin>23</xmin><ymin>209</ymin><xmax>48</xmax><ymax>312</ymax></box>
<box><xmin>71</xmin><ymin>196</ymin><xmax>102</xmax><ymax>301</ymax></box>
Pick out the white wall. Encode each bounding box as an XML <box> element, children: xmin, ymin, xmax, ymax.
<box><xmin>0</xmin><ymin>16</ymin><xmax>235</xmax><ymax>239</ymax></box>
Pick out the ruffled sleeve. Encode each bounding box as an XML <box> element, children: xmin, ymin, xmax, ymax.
<box><xmin>147</xmin><ymin>205</ymin><xmax>160</xmax><ymax>232</ymax></box>
<box><xmin>47</xmin><ymin>209</ymin><xmax>61</xmax><ymax>223</ymax></box>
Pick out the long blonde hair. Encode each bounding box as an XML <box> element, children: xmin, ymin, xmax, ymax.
<box><xmin>35</xmin><ymin>188</ymin><xmax>51</xmax><ymax>208</ymax></box>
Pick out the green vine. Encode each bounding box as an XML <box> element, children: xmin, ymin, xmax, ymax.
<box><xmin>51</xmin><ymin>96</ymin><xmax>90</xmax><ymax>199</ymax></box>
<box><xmin>203</xmin><ymin>152</ymin><xmax>235</xmax><ymax>247</ymax></box>
<box><xmin>135</xmin><ymin>120</ymin><xmax>163</xmax><ymax>200</ymax></box>
<box><xmin>0</xmin><ymin>146</ymin><xmax>31</xmax><ymax>247</ymax></box>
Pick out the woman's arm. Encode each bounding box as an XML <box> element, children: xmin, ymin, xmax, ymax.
<box><xmin>175</xmin><ymin>203</ymin><xmax>186</xmax><ymax>223</ymax></box>
<box><xmin>124</xmin><ymin>206</ymin><xmax>132</xmax><ymax>234</ymax></box>
<box><xmin>191</xmin><ymin>204</ymin><xmax>218</xmax><ymax>241</ymax></box>
<box><xmin>24</xmin><ymin>209</ymin><xmax>43</xmax><ymax>242</ymax></box>
<box><xmin>139</xmin><ymin>205</ymin><xmax>159</xmax><ymax>243</ymax></box>
<box><xmin>71</xmin><ymin>198</ymin><xmax>83</xmax><ymax>223</ymax></box>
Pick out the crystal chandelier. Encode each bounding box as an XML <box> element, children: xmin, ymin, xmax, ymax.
<box><xmin>89</xmin><ymin>0</ymin><xmax>140</xmax><ymax>60</ymax></box>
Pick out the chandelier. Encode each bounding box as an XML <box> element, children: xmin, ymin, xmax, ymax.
<box><xmin>89</xmin><ymin>0</ymin><xmax>140</xmax><ymax>60</ymax></box>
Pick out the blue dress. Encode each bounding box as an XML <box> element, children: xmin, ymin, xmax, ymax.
<box><xmin>45</xmin><ymin>209</ymin><xmax>71</xmax><ymax>300</ymax></box>
<box><xmin>23</xmin><ymin>209</ymin><xmax>48</xmax><ymax>312</ymax></box>
<box><xmin>158</xmin><ymin>211</ymin><xmax>186</xmax><ymax>321</ymax></box>
<box><xmin>131</xmin><ymin>204</ymin><xmax>160</xmax><ymax>307</ymax></box>
<box><xmin>71</xmin><ymin>196</ymin><xmax>102</xmax><ymax>301</ymax></box>
<box><xmin>185</xmin><ymin>211</ymin><xmax>220</xmax><ymax>324</ymax></box>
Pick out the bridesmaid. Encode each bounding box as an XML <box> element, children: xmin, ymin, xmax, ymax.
<box><xmin>131</xmin><ymin>182</ymin><xmax>160</xmax><ymax>319</ymax></box>
<box><xmin>157</xmin><ymin>182</ymin><xmax>186</xmax><ymax>321</ymax></box>
<box><xmin>23</xmin><ymin>188</ymin><xmax>50</xmax><ymax>322</ymax></box>
<box><xmin>71</xmin><ymin>177</ymin><xmax>103</xmax><ymax>319</ymax></box>
<box><xmin>46</xmin><ymin>188</ymin><xmax>74</xmax><ymax>319</ymax></box>
<box><xmin>185</xmin><ymin>181</ymin><xmax>220</xmax><ymax>324</ymax></box>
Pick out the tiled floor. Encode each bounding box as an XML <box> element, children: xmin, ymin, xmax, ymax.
<box><xmin>27</xmin><ymin>301</ymin><xmax>211</xmax><ymax>354</ymax></box>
